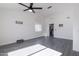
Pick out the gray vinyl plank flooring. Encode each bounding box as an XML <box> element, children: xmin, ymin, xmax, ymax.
<box><xmin>0</xmin><ymin>36</ymin><xmax>76</xmax><ymax>56</ymax></box>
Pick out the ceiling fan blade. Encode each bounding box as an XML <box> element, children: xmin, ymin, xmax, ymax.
<box><xmin>32</xmin><ymin>9</ymin><xmax>35</xmax><ymax>13</ymax></box>
<box><xmin>30</xmin><ymin>3</ymin><xmax>33</xmax><ymax>8</ymax></box>
<box><xmin>32</xmin><ymin>7</ymin><xmax>42</xmax><ymax>9</ymax></box>
<box><xmin>19</xmin><ymin>3</ymin><xmax>29</xmax><ymax>8</ymax></box>
<box><xmin>24</xmin><ymin>9</ymin><xmax>29</xmax><ymax>11</ymax></box>
<box><xmin>47</xmin><ymin>6</ymin><xmax>52</xmax><ymax>9</ymax></box>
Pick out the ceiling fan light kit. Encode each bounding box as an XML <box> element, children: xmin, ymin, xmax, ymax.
<box><xmin>28</xmin><ymin>10</ymin><xmax>32</xmax><ymax>12</ymax></box>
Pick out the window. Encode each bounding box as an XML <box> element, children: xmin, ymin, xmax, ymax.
<box><xmin>35</xmin><ymin>24</ymin><xmax>42</xmax><ymax>32</ymax></box>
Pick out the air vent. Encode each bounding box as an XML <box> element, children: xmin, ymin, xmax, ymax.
<box><xmin>16</xmin><ymin>21</ymin><xmax>23</xmax><ymax>24</ymax></box>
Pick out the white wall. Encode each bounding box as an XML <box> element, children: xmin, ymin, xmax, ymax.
<box><xmin>44</xmin><ymin>4</ymin><xmax>73</xmax><ymax>40</ymax></box>
<box><xmin>0</xmin><ymin>4</ymin><xmax>44</xmax><ymax>46</ymax></box>
<box><xmin>73</xmin><ymin>4</ymin><xmax>79</xmax><ymax>51</ymax></box>
<box><xmin>0</xmin><ymin>3</ymin><xmax>78</xmax><ymax>50</ymax></box>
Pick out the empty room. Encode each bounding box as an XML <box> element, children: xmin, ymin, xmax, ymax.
<box><xmin>0</xmin><ymin>3</ymin><xmax>79</xmax><ymax>56</ymax></box>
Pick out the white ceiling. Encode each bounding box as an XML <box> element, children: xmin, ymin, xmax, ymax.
<box><xmin>0</xmin><ymin>3</ymin><xmax>74</xmax><ymax>18</ymax></box>
<box><xmin>0</xmin><ymin>3</ymin><xmax>54</xmax><ymax>17</ymax></box>
<box><xmin>0</xmin><ymin>3</ymin><xmax>53</xmax><ymax>11</ymax></box>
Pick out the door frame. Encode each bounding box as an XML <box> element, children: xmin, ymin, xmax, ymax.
<box><xmin>49</xmin><ymin>24</ymin><xmax>54</xmax><ymax>37</ymax></box>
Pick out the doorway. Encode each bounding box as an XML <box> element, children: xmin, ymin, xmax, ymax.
<box><xmin>49</xmin><ymin>24</ymin><xmax>54</xmax><ymax>37</ymax></box>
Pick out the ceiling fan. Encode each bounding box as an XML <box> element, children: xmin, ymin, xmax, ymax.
<box><xmin>19</xmin><ymin>3</ymin><xmax>43</xmax><ymax>13</ymax></box>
